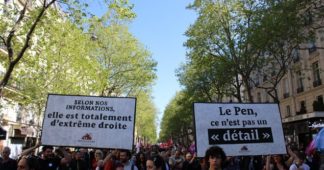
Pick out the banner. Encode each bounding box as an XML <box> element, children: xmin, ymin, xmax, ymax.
<box><xmin>41</xmin><ymin>94</ymin><xmax>136</xmax><ymax>149</ymax></box>
<box><xmin>194</xmin><ymin>103</ymin><xmax>286</xmax><ymax>157</ymax></box>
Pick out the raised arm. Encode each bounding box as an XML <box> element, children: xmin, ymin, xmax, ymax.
<box><xmin>19</xmin><ymin>141</ymin><xmax>41</xmax><ymax>158</ymax></box>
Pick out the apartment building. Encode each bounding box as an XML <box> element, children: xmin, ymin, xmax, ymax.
<box><xmin>245</xmin><ymin>1</ymin><xmax>324</xmax><ymax>148</ymax></box>
<box><xmin>249</xmin><ymin>32</ymin><xmax>324</xmax><ymax>147</ymax></box>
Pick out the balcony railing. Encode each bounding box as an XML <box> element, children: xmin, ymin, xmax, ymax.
<box><xmin>296</xmin><ymin>108</ymin><xmax>307</xmax><ymax>115</ymax></box>
<box><xmin>313</xmin><ymin>79</ymin><xmax>322</xmax><ymax>87</ymax></box>
<box><xmin>297</xmin><ymin>86</ymin><xmax>304</xmax><ymax>93</ymax></box>
<box><xmin>285</xmin><ymin>113</ymin><xmax>291</xmax><ymax>118</ymax></box>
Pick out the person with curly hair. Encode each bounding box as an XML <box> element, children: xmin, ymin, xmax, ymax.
<box><xmin>204</xmin><ymin>146</ymin><xmax>226</xmax><ymax>170</ymax></box>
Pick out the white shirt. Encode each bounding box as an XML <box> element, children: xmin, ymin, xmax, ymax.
<box><xmin>289</xmin><ymin>163</ymin><xmax>310</xmax><ymax>170</ymax></box>
<box><xmin>123</xmin><ymin>160</ymin><xmax>138</xmax><ymax>170</ymax></box>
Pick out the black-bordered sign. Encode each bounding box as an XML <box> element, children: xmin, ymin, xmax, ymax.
<box><xmin>41</xmin><ymin>94</ymin><xmax>136</xmax><ymax>149</ymax></box>
<box><xmin>194</xmin><ymin>103</ymin><xmax>286</xmax><ymax>157</ymax></box>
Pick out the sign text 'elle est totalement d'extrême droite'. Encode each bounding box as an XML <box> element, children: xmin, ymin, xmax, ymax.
<box><xmin>41</xmin><ymin>94</ymin><xmax>136</xmax><ymax>150</ymax></box>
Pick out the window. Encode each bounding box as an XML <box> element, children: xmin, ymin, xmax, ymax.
<box><xmin>313</xmin><ymin>95</ymin><xmax>324</xmax><ymax>111</ymax></box>
<box><xmin>286</xmin><ymin>105</ymin><xmax>291</xmax><ymax>117</ymax></box>
<box><xmin>254</xmin><ymin>73</ymin><xmax>260</xmax><ymax>86</ymax></box>
<box><xmin>317</xmin><ymin>95</ymin><xmax>323</xmax><ymax>104</ymax></box>
<box><xmin>257</xmin><ymin>92</ymin><xmax>262</xmax><ymax>102</ymax></box>
<box><xmin>304</xmin><ymin>10</ymin><xmax>313</xmax><ymax>26</ymax></box>
<box><xmin>285</xmin><ymin>78</ymin><xmax>289</xmax><ymax>93</ymax></box>
<box><xmin>299</xmin><ymin>101</ymin><xmax>307</xmax><ymax>114</ymax></box>
<box><xmin>292</xmin><ymin>48</ymin><xmax>300</xmax><ymax>63</ymax></box>
<box><xmin>283</xmin><ymin>78</ymin><xmax>289</xmax><ymax>98</ymax></box>
<box><xmin>308</xmin><ymin>39</ymin><xmax>317</xmax><ymax>53</ymax></box>
<box><xmin>312</xmin><ymin>61</ymin><xmax>322</xmax><ymax>87</ymax></box>
<box><xmin>265</xmin><ymin>93</ymin><xmax>270</xmax><ymax>103</ymax></box>
<box><xmin>296</xmin><ymin>71</ymin><xmax>304</xmax><ymax>93</ymax></box>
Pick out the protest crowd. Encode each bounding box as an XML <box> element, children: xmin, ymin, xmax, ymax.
<box><xmin>1</xmin><ymin>97</ymin><xmax>324</xmax><ymax>170</ymax></box>
<box><xmin>0</xmin><ymin>140</ymin><xmax>323</xmax><ymax>170</ymax></box>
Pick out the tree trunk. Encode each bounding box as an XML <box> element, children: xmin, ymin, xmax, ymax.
<box><xmin>0</xmin><ymin>0</ymin><xmax>56</xmax><ymax>97</ymax></box>
<box><xmin>243</xmin><ymin>76</ymin><xmax>254</xmax><ymax>103</ymax></box>
<box><xmin>273</xmin><ymin>89</ymin><xmax>279</xmax><ymax>103</ymax></box>
<box><xmin>235</xmin><ymin>74</ymin><xmax>242</xmax><ymax>103</ymax></box>
<box><xmin>0</xmin><ymin>62</ymin><xmax>15</xmax><ymax>97</ymax></box>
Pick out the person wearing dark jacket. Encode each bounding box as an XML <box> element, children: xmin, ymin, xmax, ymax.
<box><xmin>182</xmin><ymin>153</ymin><xmax>201</xmax><ymax>170</ymax></box>
<box><xmin>0</xmin><ymin>147</ymin><xmax>17</xmax><ymax>170</ymax></box>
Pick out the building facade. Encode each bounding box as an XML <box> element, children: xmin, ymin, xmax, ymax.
<box><xmin>249</xmin><ymin>30</ymin><xmax>324</xmax><ymax>147</ymax></box>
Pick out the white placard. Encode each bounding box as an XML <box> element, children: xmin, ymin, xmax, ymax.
<box><xmin>194</xmin><ymin>103</ymin><xmax>286</xmax><ymax>157</ymax></box>
<box><xmin>41</xmin><ymin>94</ymin><xmax>136</xmax><ymax>149</ymax></box>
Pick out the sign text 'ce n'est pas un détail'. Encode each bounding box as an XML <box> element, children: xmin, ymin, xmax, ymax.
<box><xmin>194</xmin><ymin>103</ymin><xmax>286</xmax><ymax>157</ymax></box>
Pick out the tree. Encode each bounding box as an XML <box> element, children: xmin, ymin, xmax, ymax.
<box><xmin>89</xmin><ymin>15</ymin><xmax>157</xmax><ymax>97</ymax></box>
<box><xmin>0</xmin><ymin>0</ymin><xmax>136</xmax><ymax>97</ymax></box>
<box><xmin>249</xmin><ymin>0</ymin><xmax>314</xmax><ymax>102</ymax></box>
<box><xmin>177</xmin><ymin>54</ymin><xmax>235</xmax><ymax>102</ymax></box>
<box><xmin>14</xmin><ymin>13</ymin><xmax>98</xmax><ymax>120</ymax></box>
<box><xmin>0</xmin><ymin>0</ymin><xmax>62</xmax><ymax>96</ymax></box>
<box><xmin>159</xmin><ymin>92</ymin><xmax>184</xmax><ymax>142</ymax></box>
<box><xmin>183</xmin><ymin>0</ymin><xmax>320</xmax><ymax>103</ymax></box>
<box><xmin>1</xmin><ymin>0</ymin><xmax>158</xmax><ymax>140</ymax></box>
<box><xmin>135</xmin><ymin>92</ymin><xmax>158</xmax><ymax>143</ymax></box>
<box><xmin>86</xmin><ymin>6</ymin><xmax>158</xmax><ymax>141</ymax></box>
<box><xmin>159</xmin><ymin>91</ymin><xmax>201</xmax><ymax>145</ymax></box>
<box><xmin>185</xmin><ymin>0</ymin><xmax>263</xmax><ymax>102</ymax></box>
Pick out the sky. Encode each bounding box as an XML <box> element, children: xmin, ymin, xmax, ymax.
<box><xmin>91</xmin><ymin>0</ymin><xmax>197</xmax><ymax>128</ymax></box>
<box><xmin>129</xmin><ymin>1</ymin><xmax>196</xmax><ymax>115</ymax></box>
